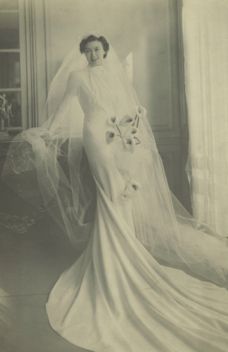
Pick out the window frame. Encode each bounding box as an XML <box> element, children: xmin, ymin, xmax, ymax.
<box><xmin>0</xmin><ymin>0</ymin><xmax>47</xmax><ymax>139</ymax></box>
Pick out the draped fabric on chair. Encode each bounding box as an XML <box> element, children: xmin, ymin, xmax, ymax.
<box><xmin>182</xmin><ymin>0</ymin><xmax>228</xmax><ymax>236</ymax></box>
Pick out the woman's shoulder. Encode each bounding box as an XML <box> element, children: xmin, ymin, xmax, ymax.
<box><xmin>67</xmin><ymin>68</ymin><xmax>88</xmax><ymax>93</ymax></box>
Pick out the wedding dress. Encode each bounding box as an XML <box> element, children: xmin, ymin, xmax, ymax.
<box><xmin>3</xmin><ymin>41</ymin><xmax>228</xmax><ymax>351</ymax></box>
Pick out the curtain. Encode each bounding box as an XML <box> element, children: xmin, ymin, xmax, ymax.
<box><xmin>182</xmin><ymin>0</ymin><xmax>228</xmax><ymax>236</ymax></box>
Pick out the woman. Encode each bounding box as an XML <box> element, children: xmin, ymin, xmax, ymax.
<box><xmin>4</xmin><ymin>34</ymin><xmax>228</xmax><ymax>351</ymax></box>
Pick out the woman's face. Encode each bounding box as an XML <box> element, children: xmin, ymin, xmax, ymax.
<box><xmin>84</xmin><ymin>40</ymin><xmax>106</xmax><ymax>67</ymax></box>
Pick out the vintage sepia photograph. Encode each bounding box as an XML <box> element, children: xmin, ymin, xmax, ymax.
<box><xmin>0</xmin><ymin>0</ymin><xmax>228</xmax><ymax>351</ymax></box>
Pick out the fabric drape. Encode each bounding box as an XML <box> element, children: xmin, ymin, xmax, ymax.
<box><xmin>182</xmin><ymin>0</ymin><xmax>228</xmax><ymax>236</ymax></box>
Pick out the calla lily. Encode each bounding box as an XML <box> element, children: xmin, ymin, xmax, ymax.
<box><xmin>137</xmin><ymin>105</ymin><xmax>144</xmax><ymax>115</ymax></box>
<box><xmin>131</xmin><ymin>181</ymin><xmax>141</xmax><ymax>191</ymax></box>
<box><xmin>123</xmin><ymin>137</ymin><xmax>135</xmax><ymax>152</ymax></box>
<box><xmin>119</xmin><ymin>115</ymin><xmax>134</xmax><ymax>126</ymax></box>
<box><xmin>106</xmin><ymin>130</ymin><xmax>116</xmax><ymax>143</ymax></box>
<box><xmin>131</xmin><ymin>127</ymin><xmax>138</xmax><ymax>135</ymax></box>
<box><xmin>107</xmin><ymin>116</ymin><xmax>117</xmax><ymax>125</ymax></box>
<box><xmin>133</xmin><ymin>136</ymin><xmax>141</xmax><ymax>145</ymax></box>
<box><xmin>105</xmin><ymin>114</ymin><xmax>141</xmax><ymax>148</ymax></box>
<box><xmin>125</xmin><ymin>137</ymin><xmax>134</xmax><ymax>145</ymax></box>
<box><xmin>121</xmin><ymin>179</ymin><xmax>141</xmax><ymax>200</ymax></box>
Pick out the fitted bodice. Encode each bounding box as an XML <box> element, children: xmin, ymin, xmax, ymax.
<box><xmin>71</xmin><ymin>65</ymin><xmax>137</xmax><ymax>121</ymax></box>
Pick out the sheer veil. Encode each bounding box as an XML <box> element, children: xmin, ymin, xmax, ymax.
<box><xmin>2</xmin><ymin>36</ymin><xmax>92</xmax><ymax>244</ymax></box>
<box><xmin>2</xmin><ymin>33</ymin><xmax>227</xmax><ymax>283</ymax></box>
<box><xmin>2</xmin><ymin>33</ymin><xmax>139</xmax><ymax>245</ymax></box>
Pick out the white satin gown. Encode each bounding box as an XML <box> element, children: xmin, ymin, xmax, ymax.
<box><xmin>46</xmin><ymin>65</ymin><xmax>228</xmax><ymax>352</ymax></box>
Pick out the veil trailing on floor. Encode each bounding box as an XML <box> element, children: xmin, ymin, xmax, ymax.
<box><xmin>2</xmin><ymin>36</ymin><xmax>93</xmax><ymax>244</ymax></box>
<box><xmin>2</xmin><ymin>33</ymin><xmax>227</xmax><ymax>283</ymax></box>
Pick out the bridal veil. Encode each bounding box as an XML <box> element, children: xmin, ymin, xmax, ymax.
<box><xmin>2</xmin><ymin>33</ymin><xmax>227</xmax><ymax>285</ymax></box>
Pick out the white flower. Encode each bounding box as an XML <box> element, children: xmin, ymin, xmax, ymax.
<box><xmin>121</xmin><ymin>179</ymin><xmax>141</xmax><ymax>200</ymax></box>
<box><xmin>119</xmin><ymin>115</ymin><xmax>134</xmax><ymax>126</ymax></box>
<box><xmin>131</xmin><ymin>181</ymin><xmax>141</xmax><ymax>191</ymax></box>
<box><xmin>123</xmin><ymin>136</ymin><xmax>135</xmax><ymax>152</ymax></box>
<box><xmin>137</xmin><ymin>105</ymin><xmax>144</xmax><ymax>116</ymax></box>
<box><xmin>106</xmin><ymin>130</ymin><xmax>116</xmax><ymax>143</ymax></box>
<box><xmin>130</xmin><ymin>127</ymin><xmax>138</xmax><ymax>135</ymax></box>
<box><xmin>133</xmin><ymin>136</ymin><xmax>141</xmax><ymax>145</ymax></box>
<box><xmin>107</xmin><ymin>116</ymin><xmax>118</xmax><ymax>126</ymax></box>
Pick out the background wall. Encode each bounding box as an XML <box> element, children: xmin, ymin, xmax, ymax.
<box><xmin>43</xmin><ymin>0</ymin><xmax>163</xmax><ymax>84</ymax></box>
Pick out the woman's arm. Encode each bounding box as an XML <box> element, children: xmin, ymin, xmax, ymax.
<box><xmin>66</xmin><ymin>70</ymin><xmax>81</xmax><ymax>97</ymax></box>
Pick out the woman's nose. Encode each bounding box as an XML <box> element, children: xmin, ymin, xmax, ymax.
<box><xmin>91</xmin><ymin>51</ymin><xmax>97</xmax><ymax>59</ymax></box>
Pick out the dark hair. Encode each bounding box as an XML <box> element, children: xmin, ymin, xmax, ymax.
<box><xmin>79</xmin><ymin>35</ymin><xmax>110</xmax><ymax>58</ymax></box>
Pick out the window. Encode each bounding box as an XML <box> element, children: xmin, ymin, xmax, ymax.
<box><xmin>0</xmin><ymin>0</ymin><xmax>24</xmax><ymax>136</ymax></box>
<box><xmin>0</xmin><ymin>0</ymin><xmax>47</xmax><ymax>139</ymax></box>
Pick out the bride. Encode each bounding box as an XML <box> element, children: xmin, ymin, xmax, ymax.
<box><xmin>3</xmin><ymin>34</ymin><xmax>228</xmax><ymax>351</ymax></box>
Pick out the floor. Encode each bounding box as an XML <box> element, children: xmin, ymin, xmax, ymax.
<box><xmin>0</xmin><ymin>217</ymin><xmax>91</xmax><ymax>352</ymax></box>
